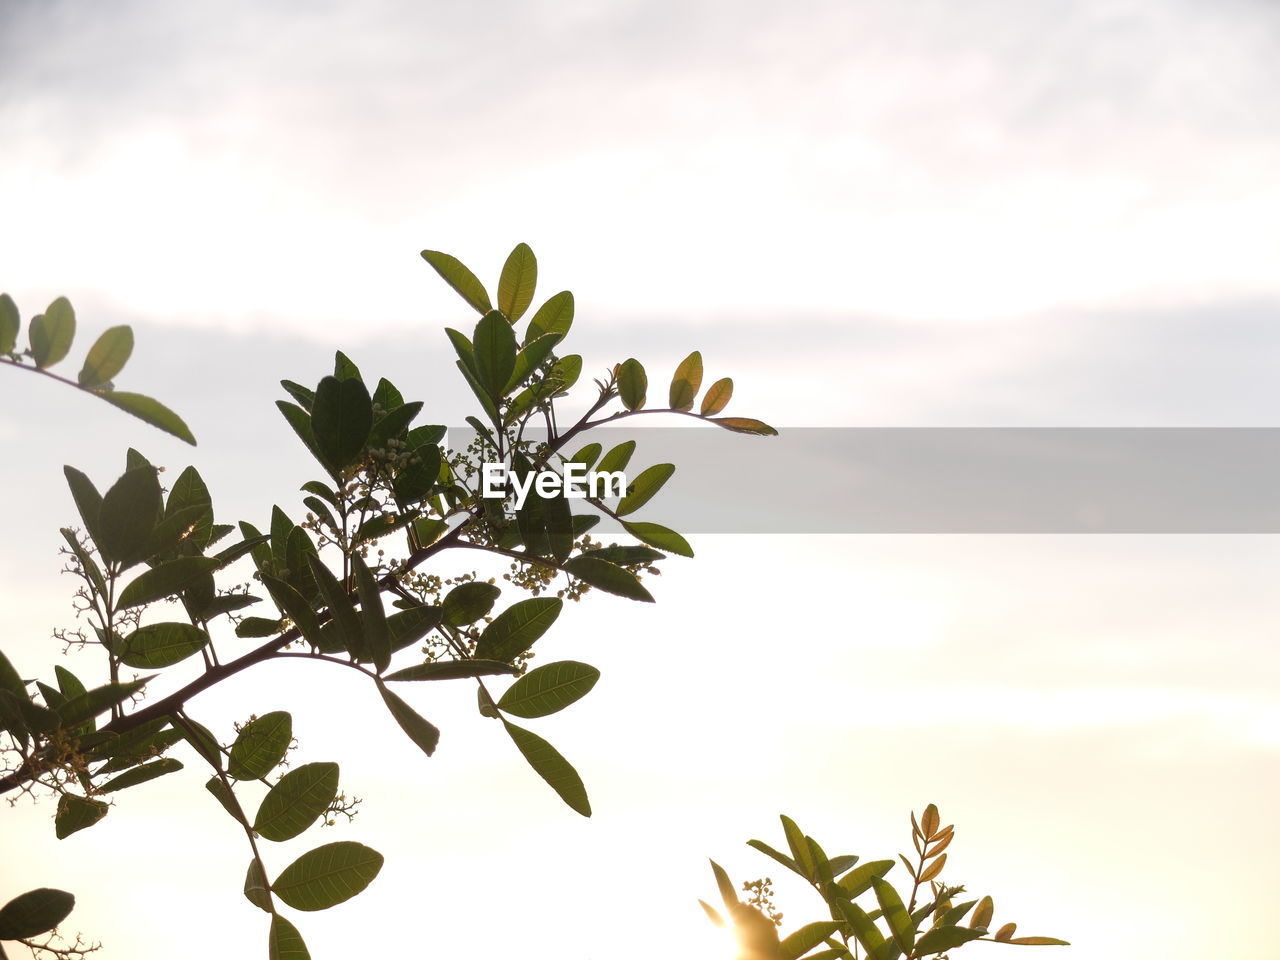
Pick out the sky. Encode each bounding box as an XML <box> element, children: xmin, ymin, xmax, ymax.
<box><xmin>1</xmin><ymin>1</ymin><xmax>1278</xmax><ymax>958</ymax></box>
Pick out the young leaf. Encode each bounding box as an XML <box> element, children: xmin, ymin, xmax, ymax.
<box><xmin>117</xmin><ymin>622</ymin><xmax>210</xmax><ymax>668</ymax></box>
<box><xmin>616</xmin><ymin>463</ymin><xmax>675</xmax><ymax>516</ymax></box>
<box><xmin>563</xmin><ymin>556</ymin><xmax>654</xmax><ymax>602</ymax></box>
<box><xmin>254</xmin><ymin>762</ymin><xmax>340</xmax><ymax>842</ymax></box>
<box><xmin>0</xmin><ymin>888</ymin><xmax>76</xmax><ymax>940</ymax></box>
<box><xmin>97</xmin><ymin>391</ymin><xmax>196</xmax><ymax>445</ymax></box>
<box><xmin>0</xmin><ymin>293</ymin><xmax>18</xmax><ymax>354</ymax></box>
<box><xmin>228</xmin><ymin>711</ymin><xmax>293</xmax><ymax>780</ymax></box>
<box><xmin>711</xmin><ymin>417</ymin><xmax>778</xmax><ymax>436</ymax></box>
<box><xmin>77</xmin><ymin>325</ymin><xmax>134</xmax><ymax>387</ymax></box>
<box><xmin>421</xmin><ymin>250</ymin><xmax>492</xmax><ymax>314</ymax></box>
<box><xmin>502</xmin><ymin>720</ymin><xmax>591</xmax><ymax>817</ymax></box>
<box><xmin>376</xmin><ymin>680</ymin><xmax>440</xmax><ymax>757</ymax></box>
<box><xmin>700</xmin><ymin>377</ymin><xmax>733</xmax><ymax>416</ymax></box>
<box><xmin>669</xmin><ymin>350</ymin><xmax>703</xmax><ymax>411</ymax></box>
<box><xmin>524</xmin><ymin>290</ymin><xmax>574</xmax><ymax>344</ymax></box>
<box><xmin>268</xmin><ymin>914</ymin><xmax>311</xmax><ymax>960</ymax></box>
<box><xmin>311</xmin><ymin>375</ymin><xmax>373</xmax><ymax>470</ymax></box>
<box><xmin>617</xmin><ymin>358</ymin><xmax>647</xmax><ymax>411</ymax></box>
<box><xmin>29</xmin><ymin>297</ymin><xmax>75</xmax><ymax>368</ymax></box>
<box><xmin>271</xmin><ymin>841</ymin><xmax>384</xmax><ymax>911</ymax></box>
<box><xmin>497</xmin><ymin>242</ymin><xmax>537</xmax><ymax>322</ymax></box>
<box><xmin>55</xmin><ymin>794</ymin><xmax>108</xmax><ymax>839</ymax></box>
<box><xmin>475</xmin><ymin>596</ymin><xmax>563</xmax><ymax>661</ymax></box>
<box><xmin>622</xmin><ymin>520</ymin><xmax>693</xmax><ymax>557</ymax></box>
<box><xmin>497</xmin><ymin>660</ymin><xmax>600</xmax><ymax>718</ymax></box>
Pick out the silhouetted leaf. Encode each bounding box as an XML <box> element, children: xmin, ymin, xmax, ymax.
<box><xmin>98</xmin><ymin>466</ymin><xmax>163</xmax><ymax>566</ymax></box>
<box><xmin>55</xmin><ymin>794</ymin><xmax>108</xmax><ymax>839</ymax></box>
<box><xmin>255</xmin><ymin>762</ymin><xmax>340</xmax><ymax>842</ymax></box>
<box><xmin>0</xmin><ymin>888</ymin><xmax>75</xmax><ymax>940</ymax></box>
<box><xmin>117</xmin><ymin>622</ymin><xmax>209</xmax><ymax>668</ymax></box>
<box><xmin>475</xmin><ymin>596</ymin><xmax>562</xmax><ymax>662</ymax></box>
<box><xmin>384</xmin><ymin>660</ymin><xmax>516</xmax><ymax>682</ymax></box>
<box><xmin>502</xmin><ymin>720</ymin><xmax>590</xmax><ymax>816</ymax></box>
<box><xmin>58</xmin><ymin>678</ymin><xmax>149</xmax><ymax>728</ymax></box>
<box><xmin>497</xmin><ymin>660</ymin><xmax>599</xmax><ymax>718</ymax></box>
<box><xmin>98</xmin><ymin>757</ymin><xmax>183</xmax><ymax>793</ymax></box>
<box><xmin>353</xmin><ymin>555</ymin><xmax>389</xmax><ymax>672</ymax></box>
<box><xmin>118</xmin><ymin>557</ymin><xmax>221</xmax><ymax>609</ymax></box>
<box><xmin>228</xmin><ymin>711</ymin><xmax>292</xmax><ymax>780</ymax></box>
<box><xmin>311</xmin><ymin>375</ymin><xmax>372</xmax><ymax>470</ymax></box>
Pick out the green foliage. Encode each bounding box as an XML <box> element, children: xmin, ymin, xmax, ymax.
<box><xmin>705</xmin><ymin>805</ymin><xmax>1068</xmax><ymax>960</ymax></box>
<box><xmin>0</xmin><ymin>243</ymin><xmax>778</xmax><ymax>959</ymax></box>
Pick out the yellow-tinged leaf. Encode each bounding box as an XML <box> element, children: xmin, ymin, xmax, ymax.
<box><xmin>668</xmin><ymin>350</ymin><xmax>703</xmax><ymax>410</ymax></box>
<box><xmin>921</xmin><ymin>803</ymin><xmax>940</xmax><ymax>838</ymax></box>
<box><xmin>971</xmin><ymin>896</ymin><xmax>994</xmax><ymax>930</ymax></box>
<box><xmin>700</xmin><ymin>376</ymin><xmax>732</xmax><ymax>415</ymax></box>
<box><xmin>1007</xmin><ymin>936</ymin><xmax>1070</xmax><ymax>945</ymax></box>
<box><xmin>497</xmin><ymin>242</ymin><xmax>537</xmax><ymax>323</ymax></box>
<box><xmin>995</xmin><ymin>923</ymin><xmax>1017</xmax><ymax>941</ymax></box>
<box><xmin>918</xmin><ymin>852</ymin><xmax>946</xmax><ymax>882</ymax></box>
<box><xmin>927</xmin><ymin>830</ymin><xmax>954</xmax><ymax>858</ymax></box>
<box><xmin>710</xmin><ymin>417</ymin><xmax>777</xmax><ymax>436</ymax></box>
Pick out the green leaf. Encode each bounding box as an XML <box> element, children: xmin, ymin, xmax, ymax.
<box><xmin>497</xmin><ymin>660</ymin><xmax>599</xmax><ymax>718</ymax></box>
<box><xmin>333</xmin><ymin>350</ymin><xmax>362</xmax><ymax>381</ymax></box>
<box><xmin>524</xmin><ymin>290</ymin><xmax>574</xmax><ymax>344</ymax></box>
<box><xmin>442</xmin><ymin>581</ymin><xmax>501</xmax><ymax>626</ymax></box>
<box><xmin>386</xmin><ymin>604</ymin><xmax>443</xmax><ymax>654</ymax></box>
<box><xmin>54</xmin><ymin>665</ymin><xmax>87</xmax><ymax>702</ymax></box>
<box><xmin>617</xmin><ymin>358</ymin><xmax>647</xmax><ymax>411</ymax></box>
<box><xmin>839</xmin><ymin>859</ymin><xmax>896</xmax><ymax>898</ymax></box>
<box><xmin>616</xmin><ymin>463</ymin><xmax>676</xmax><ymax>516</ymax></box>
<box><xmin>98</xmin><ymin>466</ymin><xmax>163</xmax><ymax>566</ymax></box>
<box><xmin>669</xmin><ymin>350</ymin><xmax>703</xmax><ymax>411</ymax></box>
<box><xmin>1005</xmin><ymin>937</ymin><xmax>1071</xmax><ymax>946</ymax></box>
<box><xmin>780</xmin><ymin>815</ymin><xmax>816</xmax><ymax>880</ymax></box>
<box><xmin>473</xmin><ymin>310</ymin><xmax>517</xmax><ymax>399</ymax></box>
<box><xmin>62</xmin><ymin>466</ymin><xmax>105</xmax><ymax>547</ymax></box>
<box><xmin>376</xmin><ymin>680</ymin><xmax>440</xmax><ymax>757</ymax></box>
<box><xmin>118</xmin><ymin>557</ymin><xmax>221</xmax><ymax>608</ymax></box>
<box><xmin>98</xmin><ymin>757</ymin><xmax>183</xmax><ymax>793</ymax></box>
<box><xmin>205</xmin><ymin>776</ymin><xmax>241</xmax><ymax>819</ymax></box>
<box><xmin>96</xmin><ymin>727</ymin><xmax>183</xmax><ymax>772</ymax></box>
<box><xmin>237</xmin><ymin>616</ymin><xmax>285</xmax><ymax>638</ymax></box>
<box><xmin>746</xmin><ymin>839</ymin><xmax>801</xmax><ymax>877</ymax></box>
<box><xmin>563</xmin><ymin>556</ymin><xmax>654</xmax><ymax>602</ymax></box>
<box><xmin>781</xmin><ymin>922</ymin><xmax>844</xmax><ymax>960</ymax></box>
<box><xmin>474</xmin><ymin>596</ymin><xmax>562</xmax><ymax>661</ymax></box>
<box><xmin>280</xmin><ymin>379</ymin><xmax>316</xmax><ymax>410</ymax></box>
<box><xmin>498</xmin><ymin>242</ymin><xmax>537</xmax><ymax>322</ymax></box>
<box><xmin>311</xmin><ymin>375</ymin><xmax>372</xmax><ymax>470</ymax></box>
<box><xmin>622</xmin><ymin>520</ymin><xmax>693</xmax><ymax>557</ymax></box>
<box><xmin>271</xmin><ymin>841</ymin><xmax>384</xmax><ymax>912</ymax></box>
<box><xmin>0</xmin><ymin>293</ymin><xmax>18</xmax><ymax>353</ymax></box>
<box><xmin>260</xmin><ymin>574</ymin><xmax>323</xmax><ymax>649</ymax></box>
<box><xmin>837</xmin><ymin>900</ymin><xmax>887</xmax><ymax>960</ymax></box>
<box><xmin>421</xmin><ymin>250</ymin><xmax>492</xmax><ymax>314</ymax></box>
<box><xmin>913</xmin><ymin>926</ymin><xmax>986</xmax><ymax>955</ymax></box>
<box><xmin>58</xmin><ymin>678</ymin><xmax>149</xmax><ymax>728</ymax></box>
<box><xmin>306</xmin><ymin>554</ymin><xmax>365</xmax><ymax>660</ymax></box>
<box><xmin>228</xmin><ymin>711</ymin><xmax>293</xmax><ymax>780</ymax></box>
<box><xmin>117</xmin><ymin>622</ymin><xmax>209</xmax><ymax>668</ymax></box>
<box><xmin>367</xmin><ymin>400</ymin><xmax>423</xmax><ymax>451</ymax></box>
<box><xmin>0</xmin><ymin>648</ymin><xmax>25</xmax><ymax>700</ymax></box>
<box><xmin>254</xmin><ymin>762</ymin><xmax>340</xmax><ymax>842</ymax></box>
<box><xmin>29</xmin><ymin>296</ymin><xmax>75</xmax><ymax>368</ymax></box>
<box><xmin>383</xmin><ymin>659</ymin><xmax>516</xmax><ymax>682</ymax></box>
<box><xmin>0</xmin><ymin>888</ymin><xmax>76</xmax><ymax>940</ymax></box>
<box><xmin>165</xmin><ymin>464</ymin><xmax>214</xmax><ymax>548</ymax></box>
<box><xmin>268</xmin><ymin>914</ymin><xmax>311</xmax><ymax>960</ymax></box>
<box><xmin>353</xmin><ymin>554</ymin><xmax>390</xmax><ymax>673</ymax></box>
<box><xmin>77</xmin><ymin>325</ymin><xmax>133</xmax><ymax>387</ymax></box>
<box><xmin>502</xmin><ymin>719</ymin><xmax>591</xmax><ymax>817</ymax></box>
<box><xmin>700</xmin><ymin>377</ymin><xmax>733</xmax><ymax>416</ymax></box>
<box><xmin>596</xmin><ymin>440</ymin><xmax>636</xmax><ymax>478</ymax></box>
<box><xmin>55</xmin><ymin>794</ymin><xmax>108</xmax><ymax>839</ymax></box>
<box><xmin>456</xmin><ymin>359</ymin><xmax>504</xmax><ymax>428</ymax></box>
<box><xmin>872</xmin><ymin>877</ymin><xmax>915</xmax><ymax>953</ymax></box>
<box><xmin>505</xmin><ymin>332</ymin><xmax>562</xmax><ymax>394</ymax></box>
<box><xmin>97</xmin><ymin>391</ymin><xmax>196</xmax><ymax>445</ymax></box>
<box><xmin>244</xmin><ymin>859</ymin><xmax>272</xmax><ymax>913</ymax></box>
<box><xmin>711</xmin><ymin>416</ymin><xmax>779</xmax><ymax>436</ymax></box>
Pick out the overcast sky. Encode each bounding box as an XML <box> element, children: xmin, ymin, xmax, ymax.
<box><xmin>2</xmin><ymin>2</ymin><xmax>1278</xmax><ymax>959</ymax></box>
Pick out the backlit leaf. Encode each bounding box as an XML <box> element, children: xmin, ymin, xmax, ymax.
<box><xmin>384</xmin><ymin>659</ymin><xmax>516</xmax><ymax>682</ymax></box>
<box><xmin>271</xmin><ymin>841</ymin><xmax>384</xmax><ymax>912</ymax></box>
<box><xmin>118</xmin><ymin>557</ymin><xmax>221</xmax><ymax>609</ymax></box>
<box><xmin>616</xmin><ymin>463</ymin><xmax>675</xmax><ymax>516</ymax></box>
<box><xmin>497</xmin><ymin>660</ymin><xmax>599</xmax><ymax>718</ymax></box>
<box><xmin>228</xmin><ymin>711</ymin><xmax>292</xmax><ymax>780</ymax></box>
<box><xmin>421</xmin><ymin>250</ymin><xmax>492</xmax><ymax>314</ymax></box>
<box><xmin>268</xmin><ymin>914</ymin><xmax>311</xmax><ymax>960</ymax></box>
<box><xmin>254</xmin><ymin>762</ymin><xmax>340</xmax><ymax>842</ymax></box>
<box><xmin>77</xmin><ymin>325</ymin><xmax>133</xmax><ymax>387</ymax></box>
<box><xmin>311</xmin><ymin>375</ymin><xmax>372</xmax><ymax>471</ymax></box>
<box><xmin>473</xmin><ymin>310</ymin><xmax>517</xmax><ymax>399</ymax></box>
<box><xmin>29</xmin><ymin>297</ymin><xmax>75</xmax><ymax>368</ymax></box>
<box><xmin>617</xmin><ymin>358</ymin><xmax>647</xmax><ymax>411</ymax></box>
<box><xmin>700</xmin><ymin>377</ymin><xmax>733</xmax><ymax>416</ymax></box>
<box><xmin>563</xmin><ymin>556</ymin><xmax>654</xmax><ymax>602</ymax></box>
<box><xmin>98</xmin><ymin>757</ymin><xmax>183</xmax><ymax>793</ymax></box>
<box><xmin>475</xmin><ymin>596</ymin><xmax>562</xmax><ymax>661</ymax></box>
<box><xmin>524</xmin><ymin>290</ymin><xmax>574</xmax><ymax>344</ymax></box>
<box><xmin>97</xmin><ymin>391</ymin><xmax>196</xmax><ymax>445</ymax></box>
<box><xmin>0</xmin><ymin>888</ymin><xmax>75</xmax><ymax>940</ymax></box>
<box><xmin>376</xmin><ymin>681</ymin><xmax>439</xmax><ymax>757</ymax></box>
<box><xmin>117</xmin><ymin>622</ymin><xmax>209</xmax><ymax>668</ymax></box>
<box><xmin>55</xmin><ymin>794</ymin><xmax>108</xmax><ymax>839</ymax></box>
<box><xmin>244</xmin><ymin>859</ymin><xmax>272</xmax><ymax>913</ymax></box>
<box><xmin>98</xmin><ymin>466</ymin><xmax>163</xmax><ymax>566</ymax></box>
<box><xmin>498</xmin><ymin>242</ymin><xmax>537</xmax><ymax>322</ymax></box>
<box><xmin>0</xmin><ymin>293</ymin><xmax>18</xmax><ymax>353</ymax></box>
<box><xmin>442</xmin><ymin>581</ymin><xmax>501</xmax><ymax>626</ymax></box>
<box><xmin>503</xmin><ymin>720</ymin><xmax>591</xmax><ymax>816</ymax></box>
<box><xmin>669</xmin><ymin>350</ymin><xmax>703</xmax><ymax>411</ymax></box>
<box><xmin>711</xmin><ymin>416</ymin><xmax>778</xmax><ymax>436</ymax></box>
